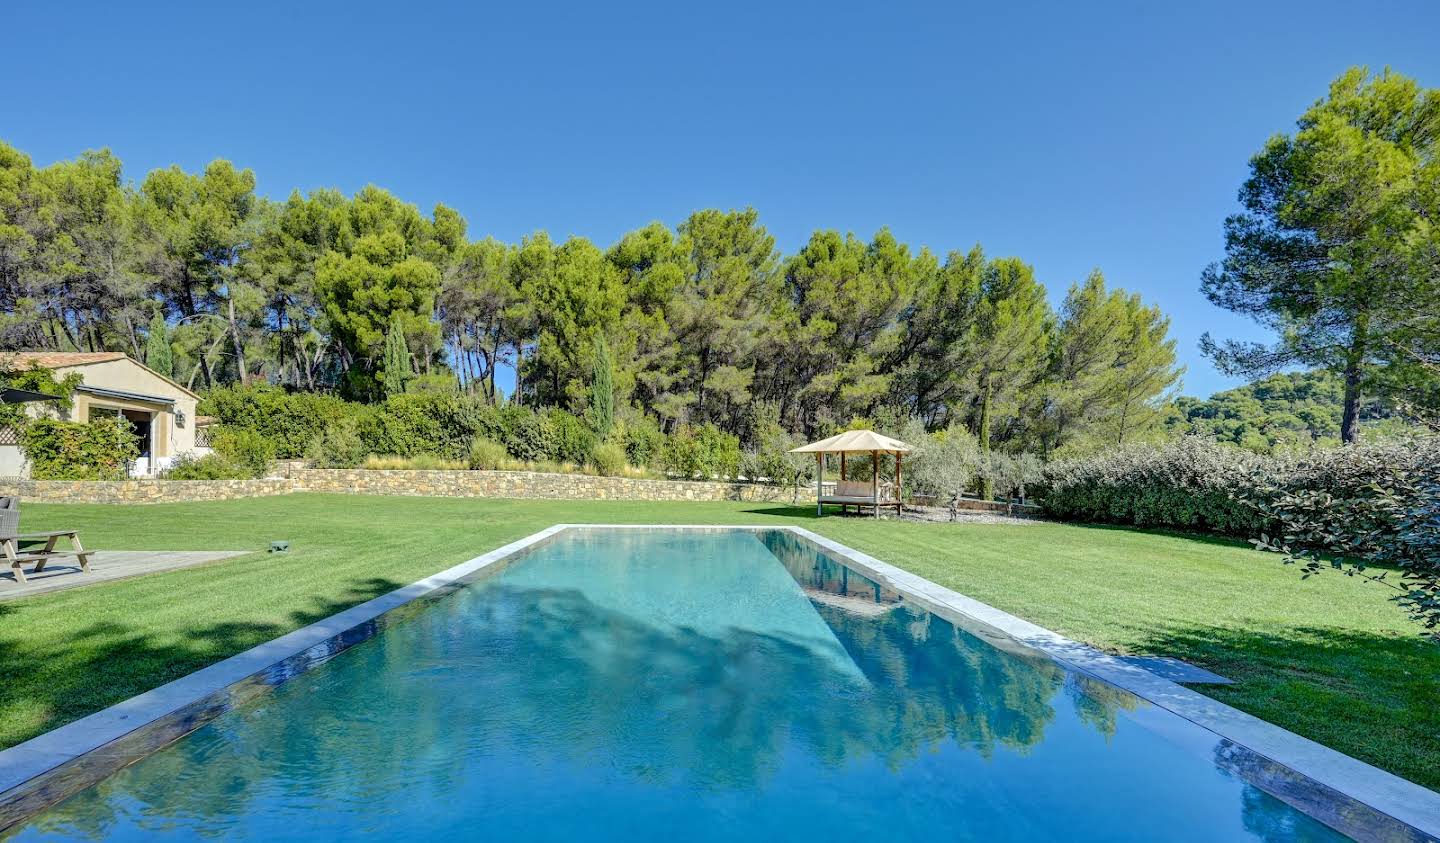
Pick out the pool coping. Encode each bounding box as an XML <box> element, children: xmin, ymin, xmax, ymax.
<box><xmin>0</xmin><ymin>523</ymin><xmax>1436</xmax><ymax>840</ymax></box>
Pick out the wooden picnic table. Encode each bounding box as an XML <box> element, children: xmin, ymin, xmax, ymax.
<box><xmin>2</xmin><ymin>529</ymin><xmax>93</xmax><ymax>585</ymax></box>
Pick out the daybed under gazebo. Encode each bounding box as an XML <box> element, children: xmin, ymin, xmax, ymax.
<box><xmin>789</xmin><ymin>429</ymin><xmax>912</xmax><ymax>518</ymax></box>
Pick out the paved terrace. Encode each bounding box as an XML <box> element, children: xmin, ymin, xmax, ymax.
<box><xmin>1</xmin><ymin>551</ymin><xmax>251</xmax><ymax>600</ymax></box>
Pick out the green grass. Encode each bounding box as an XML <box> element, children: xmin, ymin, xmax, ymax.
<box><xmin>5</xmin><ymin>494</ymin><xmax>1437</xmax><ymax>791</ymax></box>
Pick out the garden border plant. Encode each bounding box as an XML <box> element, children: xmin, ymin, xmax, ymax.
<box><xmin>1042</xmin><ymin>435</ymin><xmax>1440</xmax><ymax>639</ymax></box>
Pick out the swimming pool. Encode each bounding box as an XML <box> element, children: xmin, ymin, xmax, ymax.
<box><xmin>0</xmin><ymin>528</ymin><xmax>1393</xmax><ymax>840</ymax></box>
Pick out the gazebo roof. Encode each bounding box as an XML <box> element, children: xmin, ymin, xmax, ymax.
<box><xmin>789</xmin><ymin>429</ymin><xmax>912</xmax><ymax>454</ymax></box>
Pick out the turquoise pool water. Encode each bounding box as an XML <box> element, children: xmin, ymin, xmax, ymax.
<box><xmin>10</xmin><ymin>530</ymin><xmax>1345</xmax><ymax>841</ymax></box>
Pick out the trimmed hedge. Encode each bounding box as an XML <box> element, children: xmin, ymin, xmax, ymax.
<box><xmin>1041</xmin><ymin>435</ymin><xmax>1440</xmax><ymax>547</ymax></box>
<box><xmin>1041</xmin><ymin>437</ymin><xmax>1271</xmax><ymax>535</ymax></box>
<box><xmin>200</xmin><ymin>385</ymin><xmax>356</xmax><ymax>459</ymax></box>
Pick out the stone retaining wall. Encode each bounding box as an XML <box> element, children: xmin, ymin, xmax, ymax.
<box><xmin>0</xmin><ymin>478</ymin><xmax>297</xmax><ymax>504</ymax></box>
<box><xmin>292</xmin><ymin>469</ymin><xmax>811</xmax><ymax>503</ymax></box>
<box><xmin>2</xmin><ymin>469</ymin><xmax>1034</xmax><ymax>513</ymax></box>
<box><xmin>0</xmin><ymin>470</ymin><xmax>813</xmax><ymax>505</ymax></box>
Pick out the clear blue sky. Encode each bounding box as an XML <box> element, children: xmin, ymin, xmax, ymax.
<box><xmin>4</xmin><ymin>0</ymin><xmax>1437</xmax><ymax>397</ymax></box>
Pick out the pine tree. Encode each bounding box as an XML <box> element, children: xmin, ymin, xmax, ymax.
<box><xmin>381</xmin><ymin>315</ymin><xmax>413</xmax><ymax>398</ymax></box>
<box><xmin>145</xmin><ymin>311</ymin><xmax>174</xmax><ymax>378</ymax></box>
<box><xmin>590</xmin><ymin>334</ymin><xmax>615</xmax><ymax>437</ymax></box>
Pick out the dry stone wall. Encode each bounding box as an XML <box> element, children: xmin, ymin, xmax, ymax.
<box><xmin>292</xmin><ymin>469</ymin><xmax>811</xmax><ymax>503</ymax></box>
<box><xmin>0</xmin><ymin>478</ymin><xmax>297</xmax><ymax>504</ymax></box>
<box><xmin>0</xmin><ymin>470</ymin><xmax>814</xmax><ymax>505</ymax></box>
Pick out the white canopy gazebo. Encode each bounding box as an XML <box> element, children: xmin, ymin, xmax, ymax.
<box><xmin>790</xmin><ymin>429</ymin><xmax>912</xmax><ymax>517</ymax></box>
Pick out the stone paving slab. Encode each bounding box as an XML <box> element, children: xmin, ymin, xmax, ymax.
<box><xmin>1117</xmin><ymin>655</ymin><xmax>1235</xmax><ymax>684</ymax></box>
<box><xmin>1</xmin><ymin>550</ymin><xmax>252</xmax><ymax>600</ymax></box>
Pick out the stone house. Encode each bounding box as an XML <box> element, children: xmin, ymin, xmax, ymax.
<box><xmin>0</xmin><ymin>352</ymin><xmax>201</xmax><ymax>477</ymax></box>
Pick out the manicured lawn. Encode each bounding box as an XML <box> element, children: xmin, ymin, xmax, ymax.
<box><xmin>5</xmin><ymin>494</ymin><xmax>1437</xmax><ymax>792</ymax></box>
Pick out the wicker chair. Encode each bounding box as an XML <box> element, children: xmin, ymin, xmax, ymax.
<box><xmin>0</xmin><ymin>497</ymin><xmax>16</xmax><ymax>536</ymax></box>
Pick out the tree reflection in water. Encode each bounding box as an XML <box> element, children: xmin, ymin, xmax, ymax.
<box><xmin>18</xmin><ymin>531</ymin><xmax>1345</xmax><ymax>842</ymax></box>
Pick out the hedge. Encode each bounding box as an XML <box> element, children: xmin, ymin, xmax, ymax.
<box><xmin>200</xmin><ymin>385</ymin><xmax>356</xmax><ymax>459</ymax></box>
<box><xmin>1041</xmin><ymin>436</ymin><xmax>1272</xmax><ymax>535</ymax></box>
<box><xmin>1041</xmin><ymin>435</ymin><xmax>1440</xmax><ymax>550</ymax></box>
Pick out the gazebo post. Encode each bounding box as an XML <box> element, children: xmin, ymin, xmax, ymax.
<box><xmin>896</xmin><ymin>452</ymin><xmax>903</xmax><ymax>516</ymax></box>
<box><xmin>815</xmin><ymin>452</ymin><xmax>823</xmax><ymax>516</ymax></box>
<box><xmin>871</xmin><ymin>449</ymin><xmax>879</xmax><ymax>519</ymax></box>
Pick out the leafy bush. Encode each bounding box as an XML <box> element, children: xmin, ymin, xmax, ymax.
<box><xmin>589</xmin><ymin>440</ymin><xmax>627</xmax><ymax>477</ymax></box>
<box><xmin>1249</xmin><ymin>438</ymin><xmax>1440</xmax><ymax>640</ymax></box>
<box><xmin>200</xmin><ymin>384</ymin><xmax>358</xmax><ymax>458</ymax></box>
<box><xmin>503</xmin><ymin>408</ymin><xmax>559</xmax><ymax>462</ymax></box>
<box><xmin>360</xmin><ymin>393</ymin><xmax>497</xmax><ymax>460</ymax></box>
<box><xmin>162</xmin><ymin>453</ymin><xmax>252</xmax><ymax>480</ymax></box>
<box><xmin>20</xmin><ymin>418</ymin><xmax>139</xmax><ymax>480</ymax></box>
<box><xmin>741</xmin><ymin>432</ymin><xmax>813</xmax><ymax>501</ymax></box>
<box><xmin>621</xmin><ymin>417</ymin><xmax>666</xmax><ymax>469</ymax></box>
<box><xmin>547</xmin><ymin>408</ymin><xmax>596</xmax><ymax>465</ymax></box>
<box><xmin>306</xmin><ymin>417</ymin><xmax>370</xmax><ymax>468</ymax></box>
<box><xmin>467</xmin><ymin>438</ymin><xmax>511</xmax><ymax>471</ymax></box>
<box><xmin>660</xmin><ymin>424</ymin><xmax>741</xmax><ymax>480</ymax></box>
<box><xmin>1041</xmin><ymin>436</ymin><xmax>1273</xmax><ymax>534</ymax></box>
<box><xmin>210</xmin><ymin>428</ymin><xmax>276</xmax><ymax>478</ymax></box>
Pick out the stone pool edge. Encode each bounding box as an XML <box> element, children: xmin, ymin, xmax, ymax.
<box><xmin>0</xmin><ymin>523</ymin><xmax>1436</xmax><ymax>840</ymax></box>
<box><xmin>775</xmin><ymin>525</ymin><xmax>1440</xmax><ymax>841</ymax></box>
<box><xmin>0</xmin><ymin>524</ymin><xmax>570</xmax><ymax>832</ymax></box>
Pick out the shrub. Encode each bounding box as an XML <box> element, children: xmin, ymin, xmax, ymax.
<box><xmin>1250</xmin><ymin>438</ymin><xmax>1440</xmax><ymax>640</ymax></box>
<box><xmin>1040</xmin><ymin>436</ymin><xmax>1273</xmax><ymax>534</ymax></box>
<box><xmin>660</xmin><ymin>424</ymin><xmax>741</xmax><ymax>480</ymax></box>
<box><xmin>547</xmin><ymin>408</ymin><xmax>596</xmax><ymax>465</ymax></box>
<box><xmin>162</xmin><ymin>453</ymin><xmax>252</xmax><ymax>480</ymax></box>
<box><xmin>589</xmin><ymin>440</ymin><xmax>627</xmax><ymax>477</ymax></box>
<box><xmin>503</xmin><ymin>408</ymin><xmax>558</xmax><ymax>462</ymax></box>
<box><xmin>360</xmin><ymin>393</ymin><xmax>496</xmax><ymax>460</ymax></box>
<box><xmin>742</xmin><ymin>431</ymin><xmax>813</xmax><ymax>499</ymax></box>
<box><xmin>199</xmin><ymin>384</ymin><xmax>358</xmax><ymax>459</ymax></box>
<box><xmin>20</xmin><ymin>418</ymin><xmax>140</xmax><ymax>480</ymax></box>
<box><xmin>622</xmin><ymin>417</ymin><xmax>666</xmax><ymax>469</ymax></box>
<box><xmin>467</xmin><ymin>437</ymin><xmax>511</xmax><ymax>471</ymax></box>
<box><xmin>306</xmin><ymin>418</ymin><xmax>370</xmax><ymax>468</ymax></box>
<box><xmin>210</xmin><ymin>428</ymin><xmax>276</xmax><ymax>478</ymax></box>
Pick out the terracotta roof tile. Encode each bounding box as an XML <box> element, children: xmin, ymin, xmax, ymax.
<box><xmin>2</xmin><ymin>351</ymin><xmax>128</xmax><ymax>369</ymax></box>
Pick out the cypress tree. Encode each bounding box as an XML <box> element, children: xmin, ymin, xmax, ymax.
<box><xmin>145</xmin><ymin>311</ymin><xmax>173</xmax><ymax>378</ymax></box>
<box><xmin>381</xmin><ymin>314</ymin><xmax>413</xmax><ymax>398</ymax></box>
<box><xmin>590</xmin><ymin>334</ymin><xmax>614</xmax><ymax>437</ymax></box>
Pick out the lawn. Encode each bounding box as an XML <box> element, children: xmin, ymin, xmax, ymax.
<box><xmin>4</xmin><ymin>494</ymin><xmax>1437</xmax><ymax>792</ymax></box>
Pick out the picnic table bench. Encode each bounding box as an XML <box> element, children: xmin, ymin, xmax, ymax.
<box><xmin>2</xmin><ymin>529</ymin><xmax>93</xmax><ymax>585</ymax></box>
